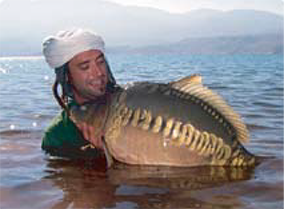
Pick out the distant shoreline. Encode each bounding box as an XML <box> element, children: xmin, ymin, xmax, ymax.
<box><xmin>0</xmin><ymin>34</ymin><xmax>283</xmax><ymax>57</ymax></box>
<box><xmin>0</xmin><ymin>52</ymin><xmax>283</xmax><ymax>59</ymax></box>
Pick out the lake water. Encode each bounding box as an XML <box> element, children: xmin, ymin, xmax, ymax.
<box><xmin>0</xmin><ymin>54</ymin><xmax>283</xmax><ymax>208</ymax></box>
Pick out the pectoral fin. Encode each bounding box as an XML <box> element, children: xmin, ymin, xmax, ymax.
<box><xmin>102</xmin><ymin>138</ymin><xmax>114</xmax><ymax>168</ymax></box>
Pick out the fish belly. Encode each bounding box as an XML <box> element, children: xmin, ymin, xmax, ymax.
<box><xmin>104</xmin><ymin>83</ymin><xmax>234</xmax><ymax>166</ymax></box>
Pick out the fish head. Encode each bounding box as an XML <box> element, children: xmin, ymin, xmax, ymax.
<box><xmin>69</xmin><ymin>100</ymin><xmax>110</xmax><ymax>138</ymax></box>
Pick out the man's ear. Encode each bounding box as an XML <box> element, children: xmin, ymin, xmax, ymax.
<box><xmin>56</xmin><ymin>63</ymin><xmax>74</xmax><ymax>99</ymax></box>
<box><xmin>104</xmin><ymin>58</ymin><xmax>116</xmax><ymax>85</ymax></box>
<box><xmin>66</xmin><ymin>66</ymin><xmax>72</xmax><ymax>84</ymax></box>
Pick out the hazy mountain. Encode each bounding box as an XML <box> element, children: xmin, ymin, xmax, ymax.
<box><xmin>110</xmin><ymin>0</ymin><xmax>283</xmax><ymax>15</ymax></box>
<box><xmin>184</xmin><ymin>0</ymin><xmax>283</xmax><ymax>15</ymax></box>
<box><xmin>111</xmin><ymin>34</ymin><xmax>283</xmax><ymax>55</ymax></box>
<box><xmin>0</xmin><ymin>0</ymin><xmax>283</xmax><ymax>56</ymax></box>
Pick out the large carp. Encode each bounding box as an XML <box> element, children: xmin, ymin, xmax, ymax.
<box><xmin>70</xmin><ymin>75</ymin><xmax>257</xmax><ymax>167</ymax></box>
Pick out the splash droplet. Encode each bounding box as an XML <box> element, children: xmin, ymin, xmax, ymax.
<box><xmin>34</xmin><ymin>114</ymin><xmax>41</xmax><ymax>118</ymax></box>
<box><xmin>32</xmin><ymin>122</ymin><xmax>37</xmax><ymax>127</ymax></box>
<box><xmin>44</xmin><ymin>75</ymin><xmax>49</xmax><ymax>80</ymax></box>
<box><xmin>0</xmin><ymin>68</ymin><xmax>7</xmax><ymax>74</ymax></box>
<box><xmin>10</xmin><ymin>124</ymin><xmax>15</xmax><ymax>130</ymax></box>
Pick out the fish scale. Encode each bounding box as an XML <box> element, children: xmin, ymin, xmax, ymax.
<box><xmin>124</xmin><ymin>83</ymin><xmax>234</xmax><ymax>144</ymax></box>
<box><xmin>70</xmin><ymin>75</ymin><xmax>257</xmax><ymax>167</ymax></box>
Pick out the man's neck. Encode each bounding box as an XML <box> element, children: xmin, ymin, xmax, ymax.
<box><xmin>74</xmin><ymin>94</ymin><xmax>89</xmax><ymax>105</ymax></box>
<box><xmin>74</xmin><ymin>93</ymin><xmax>108</xmax><ymax>105</ymax></box>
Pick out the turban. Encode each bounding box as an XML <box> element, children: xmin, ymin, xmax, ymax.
<box><xmin>42</xmin><ymin>28</ymin><xmax>105</xmax><ymax>69</ymax></box>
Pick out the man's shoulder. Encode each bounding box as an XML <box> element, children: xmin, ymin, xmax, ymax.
<box><xmin>45</xmin><ymin>101</ymin><xmax>78</xmax><ymax>133</ymax></box>
<box><xmin>42</xmin><ymin>108</ymin><xmax>84</xmax><ymax>149</ymax></box>
<box><xmin>45</xmin><ymin>111</ymin><xmax>68</xmax><ymax>133</ymax></box>
<box><xmin>42</xmin><ymin>108</ymin><xmax>102</xmax><ymax>159</ymax></box>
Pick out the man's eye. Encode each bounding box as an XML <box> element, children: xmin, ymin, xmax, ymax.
<box><xmin>79</xmin><ymin>65</ymin><xmax>89</xmax><ymax>70</ymax></box>
<box><xmin>96</xmin><ymin>58</ymin><xmax>105</xmax><ymax>65</ymax></box>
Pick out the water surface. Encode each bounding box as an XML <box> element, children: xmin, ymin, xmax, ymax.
<box><xmin>0</xmin><ymin>54</ymin><xmax>283</xmax><ymax>208</ymax></box>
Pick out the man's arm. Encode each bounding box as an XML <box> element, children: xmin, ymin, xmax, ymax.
<box><xmin>42</xmin><ymin>111</ymin><xmax>103</xmax><ymax>159</ymax></box>
<box><xmin>73</xmin><ymin>122</ymin><xmax>104</xmax><ymax>150</ymax></box>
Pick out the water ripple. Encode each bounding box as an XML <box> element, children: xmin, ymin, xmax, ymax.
<box><xmin>0</xmin><ymin>54</ymin><xmax>283</xmax><ymax>209</ymax></box>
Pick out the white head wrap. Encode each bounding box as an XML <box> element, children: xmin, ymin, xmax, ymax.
<box><xmin>42</xmin><ymin>28</ymin><xmax>105</xmax><ymax>69</ymax></box>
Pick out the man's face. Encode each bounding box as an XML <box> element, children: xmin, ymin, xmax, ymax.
<box><xmin>68</xmin><ymin>49</ymin><xmax>108</xmax><ymax>103</ymax></box>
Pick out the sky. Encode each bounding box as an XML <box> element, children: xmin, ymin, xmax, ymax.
<box><xmin>0</xmin><ymin>0</ymin><xmax>284</xmax><ymax>14</ymax></box>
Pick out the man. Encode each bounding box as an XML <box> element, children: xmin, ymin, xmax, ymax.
<box><xmin>42</xmin><ymin>28</ymin><xmax>118</xmax><ymax>159</ymax></box>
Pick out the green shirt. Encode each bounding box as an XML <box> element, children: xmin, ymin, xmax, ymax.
<box><xmin>42</xmin><ymin>102</ymin><xmax>103</xmax><ymax>159</ymax></box>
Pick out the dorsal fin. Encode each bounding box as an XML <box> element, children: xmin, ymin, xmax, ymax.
<box><xmin>169</xmin><ymin>74</ymin><xmax>202</xmax><ymax>88</ymax></box>
<box><xmin>169</xmin><ymin>74</ymin><xmax>249</xmax><ymax>144</ymax></box>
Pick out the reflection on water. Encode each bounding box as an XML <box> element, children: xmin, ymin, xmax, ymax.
<box><xmin>107</xmin><ymin>163</ymin><xmax>254</xmax><ymax>191</ymax></box>
<box><xmin>0</xmin><ymin>54</ymin><xmax>283</xmax><ymax>208</ymax></box>
<box><xmin>26</xmin><ymin>157</ymin><xmax>255</xmax><ymax>208</ymax></box>
<box><xmin>0</xmin><ymin>151</ymin><xmax>282</xmax><ymax>209</ymax></box>
<box><xmin>43</xmin><ymin>158</ymin><xmax>115</xmax><ymax>209</ymax></box>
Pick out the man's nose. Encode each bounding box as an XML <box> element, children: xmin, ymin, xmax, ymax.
<box><xmin>91</xmin><ymin>63</ymin><xmax>104</xmax><ymax>77</ymax></box>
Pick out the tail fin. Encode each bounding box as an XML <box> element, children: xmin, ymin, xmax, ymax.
<box><xmin>254</xmin><ymin>155</ymin><xmax>275</xmax><ymax>166</ymax></box>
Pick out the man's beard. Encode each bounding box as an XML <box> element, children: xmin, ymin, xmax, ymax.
<box><xmin>72</xmin><ymin>82</ymin><xmax>107</xmax><ymax>102</ymax></box>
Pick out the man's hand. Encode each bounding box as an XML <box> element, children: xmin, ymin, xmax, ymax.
<box><xmin>75</xmin><ymin>122</ymin><xmax>104</xmax><ymax>150</ymax></box>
